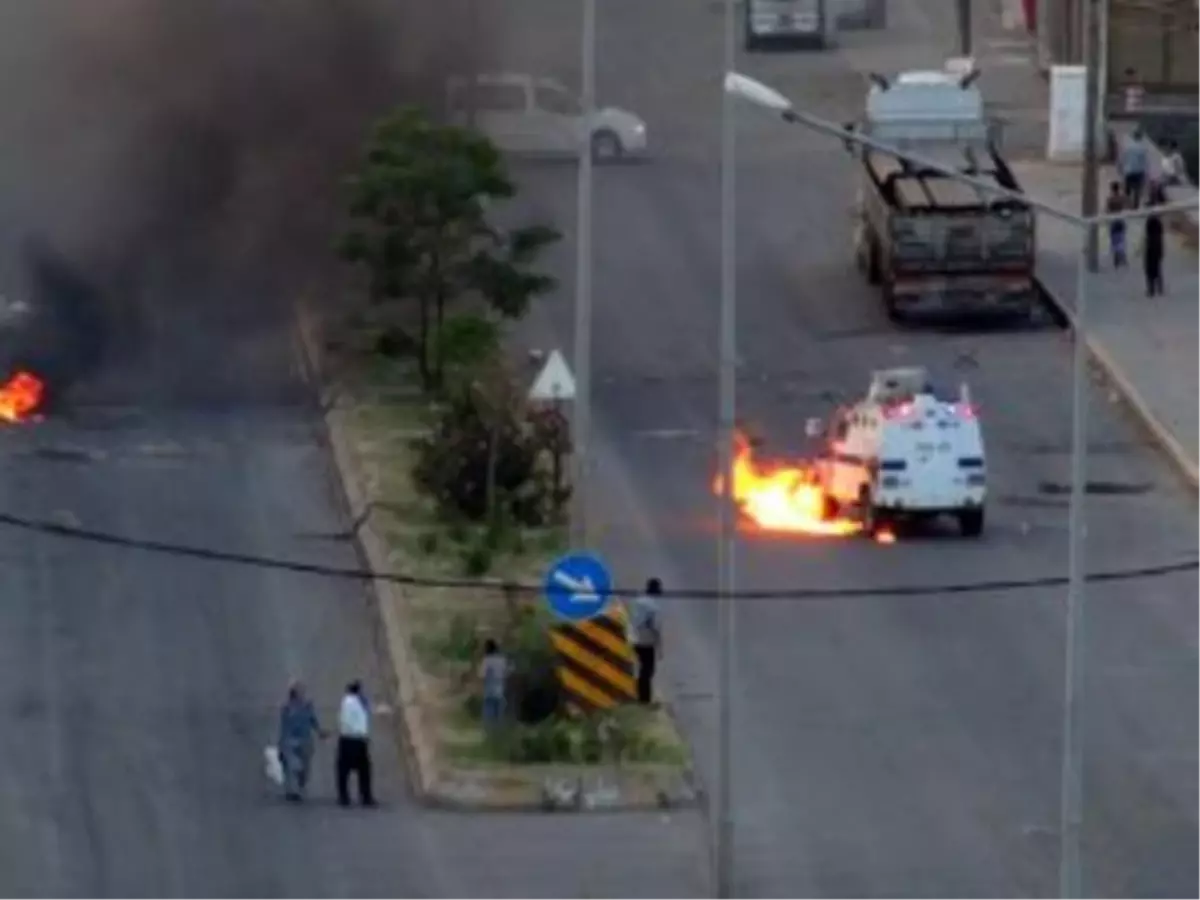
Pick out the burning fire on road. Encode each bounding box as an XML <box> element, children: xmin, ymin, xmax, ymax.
<box><xmin>0</xmin><ymin>371</ymin><xmax>46</xmax><ymax>423</ymax></box>
<box><xmin>713</xmin><ymin>432</ymin><xmax>862</xmax><ymax>536</ymax></box>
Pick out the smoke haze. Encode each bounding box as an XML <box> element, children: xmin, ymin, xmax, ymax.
<box><xmin>0</xmin><ymin>0</ymin><xmax>494</xmax><ymax>405</ymax></box>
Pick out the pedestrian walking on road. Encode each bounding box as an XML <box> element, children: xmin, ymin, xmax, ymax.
<box><xmin>336</xmin><ymin>680</ymin><xmax>375</xmax><ymax>807</ymax></box>
<box><xmin>1105</xmin><ymin>181</ymin><xmax>1128</xmax><ymax>268</ymax></box>
<box><xmin>1140</xmin><ymin>196</ymin><xmax>1165</xmax><ymax>297</ymax></box>
<box><xmin>1119</xmin><ymin>129</ymin><xmax>1150</xmax><ymax>208</ymax></box>
<box><xmin>631</xmin><ymin>578</ymin><xmax>664</xmax><ymax>705</ymax></box>
<box><xmin>277</xmin><ymin>681</ymin><xmax>327</xmax><ymax>803</ymax></box>
<box><xmin>1160</xmin><ymin>140</ymin><xmax>1187</xmax><ymax>186</ymax></box>
<box><xmin>479</xmin><ymin>638</ymin><xmax>509</xmax><ymax>726</ymax></box>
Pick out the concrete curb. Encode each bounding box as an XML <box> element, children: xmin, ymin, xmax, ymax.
<box><xmin>1081</xmin><ymin>336</ymin><xmax>1200</xmax><ymax>490</ymax></box>
<box><xmin>1035</xmin><ymin>288</ymin><xmax>1200</xmax><ymax>492</ymax></box>
<box><xmin>292</xmin><ymin>303</ymin><xmax>699</xmax><ymax>812</ymax></box>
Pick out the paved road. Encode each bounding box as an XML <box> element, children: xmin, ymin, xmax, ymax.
<box><xmin>0</xmin><ymin>287</ymin><xmax>444</xmax><ymax>897</ymax></box>
<box><xmin>499</xmin><ymin>0</ymin><xmax>1199</xmax><ymax>895</ymax></box>
<box><xmin>0</xmin><ymin>270</ymin><xmax>707</xmax><ymax>897</ymax></box>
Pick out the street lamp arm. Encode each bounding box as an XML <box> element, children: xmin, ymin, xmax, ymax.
<box><xmin>725</xmin><ymin>70</ymin><xmax>1199</xmax><ymax>230</ymax></box>
<box><xmin>724</xmin><ymin>72</ymin><xmax>793</xmax><ymax>113</ymax></box>
<box><xmin>724</xmin><ymin>70</ymin><xmax>1104</xmax><ymax>229</ymax></box>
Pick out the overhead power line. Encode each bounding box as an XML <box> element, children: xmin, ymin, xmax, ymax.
<box><xmin>0</xmin><ymin>509</ymin><xmax>1194</xmax><ymax>601</ymax></box>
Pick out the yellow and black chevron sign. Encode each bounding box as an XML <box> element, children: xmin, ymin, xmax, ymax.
<box><xmin>550</xmin><ymin>606</ymin><xmax>637</xmax><ymax>712</ymax></box>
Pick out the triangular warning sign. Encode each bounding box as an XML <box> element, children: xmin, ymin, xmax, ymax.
<box><xmin>528</xmin><ymin>349</ymin><xmax>576</xmax><ymax>401</ymax></box>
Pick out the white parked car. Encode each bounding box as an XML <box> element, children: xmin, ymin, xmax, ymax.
<box><xmin>446</xmin><ymin>73</ymin><xmax>648</xmax><ymax>162</ymax></box>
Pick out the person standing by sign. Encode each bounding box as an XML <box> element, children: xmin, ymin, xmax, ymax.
<box><xmin>336</xmin><ymin>680</ymin><xmax>375</xmax><ymax>807</ymax></box>
<box><xmin>631</xmin><ymin>578</ymin><xmax>664</xmax><ymax>705</ymax></box>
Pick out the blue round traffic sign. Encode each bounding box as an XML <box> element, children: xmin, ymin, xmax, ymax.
<box><xmin>543</xmin><ymin>552</ymin><xmax>613</xmax><ymax>622</ymax></box>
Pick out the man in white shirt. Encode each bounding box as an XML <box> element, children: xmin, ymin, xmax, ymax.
<box><xmin>1160</xmin><ymin>140</ymin><xmax>1187</xmax><ymax>186</ymax></box>
<box><xmin>336</xmin><ymin>680</ymin><xmax>375</xmax><ymax>806</ymax></box>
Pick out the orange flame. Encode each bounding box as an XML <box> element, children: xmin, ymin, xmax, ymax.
<box><xmin>0</xmin><ymin>371</ymin><xmax>46</xmax><ymax>423</ymax></box>
<box><xmin>714</xmin><ymin>432</ymin><xmax>861</xmax><ymax>536</ymax></box>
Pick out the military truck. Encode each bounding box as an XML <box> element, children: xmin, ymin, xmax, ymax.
<box><xmin>744</xmin><ymin>0</ymin><xmax>829</xmax><ymax>50</ymax></box>
<box><xmin>847</xmin><ymin>67</ymin><xmax>1037</xmax><ymax>323</ymax></box>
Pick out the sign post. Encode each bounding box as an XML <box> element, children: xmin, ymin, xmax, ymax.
<box><xmin>543</xmin><ymin>552</ymin><xmax>611</xmax><ymax>622</ymax></box>
<box><xmin>543</xmin><ymin>552</ymin><xmax>635</xmax><ymax>711</ymax></box>
<box><xmin>529</xmin><ymin>349</ymin><xmax>577</xmax><ymax>523</ymax></box>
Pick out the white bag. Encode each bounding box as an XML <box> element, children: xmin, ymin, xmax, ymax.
<box><xmin>263</xmin><ymin>745</ymin><xmax>284</xmax><ymax>786</ymax></box>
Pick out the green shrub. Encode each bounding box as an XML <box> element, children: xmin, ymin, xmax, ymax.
<box><xmin>460</xmin><ymin>538</ymin><xmax>494</xmax><ymax>577</ymax></box>
<box><xmin>481</xmin><ymin>708</ymin><xmax>666</xmax><ymax>764</ymax></box>
<box><xmin>436</xmin><ymin>313</ymin><xmax>502</xmax><ymax>388</ymax></box>
<box><xmin>411</xmin><ymin>378</ymin><xmax>570</xmax><ymax>526</ymax></box>
<box><xmin>503</xmin><ymin>604</ymin><xmax>561</xmax><ymax>724</ymax></box>
<box><xmin>435</xmin><ymin>612</ymin><xmax>482</xmax><ymax>665</ymax></box>
<box><xmin>486</xmin><ymin>717</ymin><xmax>573</xmax><ymax>764</ymax></box>
<box><xmin>417</xmin><ymin>530</ymin><xmax>440</xmax><ymax>555</ymax></box>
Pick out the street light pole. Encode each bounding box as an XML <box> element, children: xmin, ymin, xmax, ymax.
<box><xmin>722</xmin><ymin>70</ymin><xmax>1198</xmax><ymax>900</ymax></box>
<box><xmin>714</xmin><ymin>0</ymin><xmax>738</xmax><ymax>893</ymax></box>
<box><xmin>571</xmin><ymin>0</ymin><xmax>596</xmax><ymax>549</ymax></box>
<box><xmin>956</xmin><ymin>0</ymin><xmax>973</xmax><ymax>58</ymax></box>
<box><xmin>1059</xmin><ymin>227</ymin><xmax>1092</xmax><ymax>899</ymax></box>
<box><xmin>1080</xmin><ymin>0</ymin><xmax>1102</xmax><ymax>270</ymax></box>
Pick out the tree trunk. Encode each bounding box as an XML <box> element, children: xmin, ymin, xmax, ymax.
<box><xmin>417</xmin><ymin>290</ymin><xmax>432</xmax><ymax>391</ymax></box>
<box><xmin>433</xmin><ymin>287</ymin><xmax>447</xmax><ymax>389</ymax></box>
<box><xmin>485</xmin><ymin>415</ymin><xmax>500</xmax><ymax>527</ymax></box>
<box><xmin>429</xmin><ymin>247</ymin><xmax>445</xmax><ymax>391</ymax></box>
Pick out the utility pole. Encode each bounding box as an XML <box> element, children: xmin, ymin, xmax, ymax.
<box><xmin>570</xmin><ymin>0</ymin><xmax>596</xmax><ymax>549</ymax></box>
<box><xmin>1058</xmin><ymin>231</ymin><xmax>1092</xmax><ymax>900</ymax></box>
<box><xmin>1080</xmin><ymin>0</ymin><xmax>1102</xmax><ymax>270</ymax></box>
<box><xmin>956</xmin><ymin>0</ymin><xmax>973</xmax><ymax>58</ymax></box>
<box><xmin>727</xmin><ymin>66</ymin><xmax>1196</xmax><ymax>900</ymax></box>
<box><xmin>714</xmin><ymin>0</ymin><xmax>738</xmax><ymax>892</ymax></box>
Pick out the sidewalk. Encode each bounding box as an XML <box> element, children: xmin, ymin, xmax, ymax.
<box><xmin>1014</xmin><ymin>159</ymin><xmax>1200</xmax><ymax>488</ymax></box>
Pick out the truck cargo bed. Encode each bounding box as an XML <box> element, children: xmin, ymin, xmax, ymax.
<box><xmin>866</xmin><ymin>148</ymin><xmax>1022</xmax><ymax>213</ymax></box>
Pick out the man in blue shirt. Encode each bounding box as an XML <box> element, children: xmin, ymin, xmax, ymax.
<box><xmin>1119</xmin><ymin>129</ymin><xmax>1149</xmax><ymax>208</ymax></box>
<box><xmin>277</xmin><ymin>681</ymin><xmax>327</xmax><ymax>802</ymax></box>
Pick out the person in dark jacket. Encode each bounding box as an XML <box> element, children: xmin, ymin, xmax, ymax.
<box><xmin>278</xmin><ymin>681</ymin><xmax>327</xmax><ymax>802</ymax></box>
<box><xmin>630</xmin><ymin>578</ymin><xmax>664</xmax><ymax>705</ymax></box>
<box><xmin>1142</xmin><ymin>186</ymin><xmax>1166</xmax><ymax>296</ymax></box>
<box><xmin>1105</xmin><ymin>181</ymin><xmax>1127</xmax><ymax>268</ymax></box>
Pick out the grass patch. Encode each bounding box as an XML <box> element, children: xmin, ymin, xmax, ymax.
<box><xmin>337</xmin><ymin>347</ymin><xmax>688</xmax><ymax>775</ymax></box>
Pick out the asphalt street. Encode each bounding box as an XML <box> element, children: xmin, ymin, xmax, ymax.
<box><xmin>0</xmin><ymin>261</ymin><xmax>706</xmax><ymax>894</ymax></box>
<box><xmin>499</xmin><ymin>0</ymin><xmax>1199</xmax><ymax>895</ymax></box>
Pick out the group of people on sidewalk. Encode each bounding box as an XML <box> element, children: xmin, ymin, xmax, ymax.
<box><xmin>275</xmin><ymin>679</ymin><xmax>376</xmax><ymax>807</ymax></box>
<box><xmin>1107</xmin><ymin>128</ymin><xmax>1184</xmax><ymax>297</ymax></box>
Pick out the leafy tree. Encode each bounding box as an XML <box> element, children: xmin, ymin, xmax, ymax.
<box><xmin>435</xmin><ymin>312</ymin><xmax>502</xmax><ymax>394</ymax></box>
<box><xmin>411</xmin><ymin>374</ymin><xmax>571</xmax><ymax>528</ymax></box>
<box><xmin>339</xmin><ymin>106</ymin><xmax>560</xmax><ymax>392</ymax></box>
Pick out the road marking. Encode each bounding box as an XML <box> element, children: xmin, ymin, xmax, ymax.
<box><xmin>631</xmin><ymin>428</ymin><xmax>702</xmax><ymax>440</ymax></box>
<box><xmin>985</xmin><ymin>37</ymin><xmax>1034</xmax><ymax>50</ymax></box>
<box><xmin>981</xmin><ymin>53</ymin><xmax>1037</xmax><ymax>67</ymax></box>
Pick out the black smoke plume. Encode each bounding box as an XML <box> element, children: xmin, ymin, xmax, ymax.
<box><xmin>0</xmin><ymin>0</ymin><xmax>495</xmax><ymax>407</ymax></box>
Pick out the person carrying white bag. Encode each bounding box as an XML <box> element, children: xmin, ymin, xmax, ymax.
<box><xmin>270</xmin><ymin>681</ymin><xmax>328</xmax><ymax>802</ymax></box>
